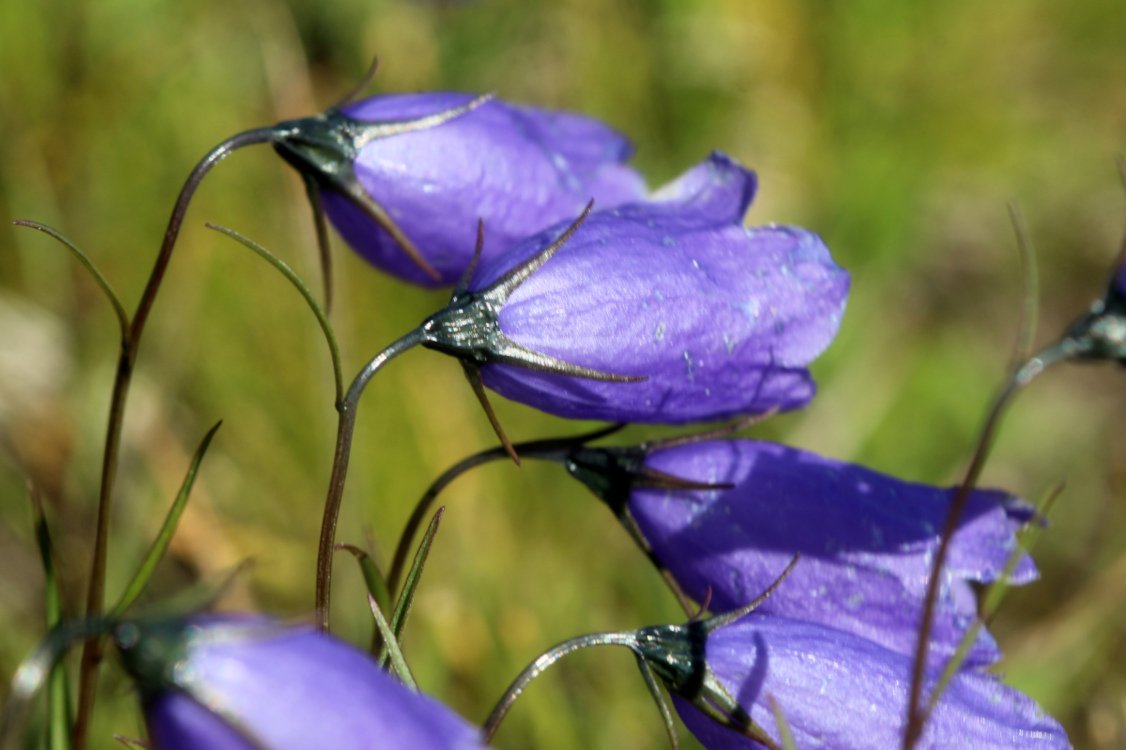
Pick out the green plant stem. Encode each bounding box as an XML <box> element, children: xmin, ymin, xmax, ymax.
<box><xmin>72</xmin><ymin>126</ymin><xmax>278</xmax><ymax>750</ymax></box>
<box><xmin>901</xmin><ymin>344</ymin><xmax>1071</xmax><ymax>750</ymax></box>
<box><xmin>315</xmin><ymin>328</ymin><xmax>425</xmax><ymax>631</ymax></box>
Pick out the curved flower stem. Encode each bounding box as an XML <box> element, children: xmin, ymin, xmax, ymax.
<box><xmin>72</xmin><ymin>126</ymin><xmax>279</xmax><ymax>750</ymax></box>
<box><xmin>315</xmin><ymin>328</ymin><xmax>425</xmax><ymax>631</ymax></box>
<box><xmin>901</xmin><ymin>343</ymin><xmax>1073</xmax><ymax>750</ymax></box>
<box><xmin>387</xmin><ymin>446</ymin><xmax>510</xmax><ymax>594</ymax></box>
<box><xmin>482</xmin><ymin>631</ymin><xmax>637</xmax><ymax>744</ymax></box>
<box><xmin>386</xmin><ymin>424</ymin><xmax>625</xmax><ymax>596</ymax></box>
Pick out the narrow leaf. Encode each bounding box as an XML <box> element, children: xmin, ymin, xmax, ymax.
<box><xmin>366</xmin><ymin>594</ymin><xmax>417</xmax><ymax>690</ymax></box>
<box><xmin>767</xmin><ymin>695</ymin><xmax>798</xmax><ymax>750</ymax></box>
<box><xmin>109</xmin><ymin>422</ymin><xmax>221</xmax><ymax>617</ymax></box>
<box><xmin>207</xmin><ymin>223</ymin><xmax>344</xmax><ymax>406</ymax></box>
<box><xmin>13</xmin><ymin>220</ymin><xmax>129</xmax><ymax>339</ymax></box>
<box><xmin>29</xmin><ymin>484</ymin><xmax>72</xmax><ymax>750</ymax></box>
<box><xmin>336</xmin><ymin>544</ymin><xmax>392</xmax><ymax>622</ymax></box>
<box><xmin>387</xmin><ymin>508</ymin><xmax>445</xmax><ymax>657</ymax></box>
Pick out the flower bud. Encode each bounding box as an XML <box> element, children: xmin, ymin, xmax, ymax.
<box><xmin>275</xmin><ymin>92</ymin><xmax>646</xmax><ymax>286</ymax></box>
<box><xmin>421</xmin><ymin>153</ymin><xmax>849</xmax><ymax>423</ymax></box>
<box><xmin>114</xmin><ymin>615</ymin><xmax>487</xmax><ymax>750</ymax></box>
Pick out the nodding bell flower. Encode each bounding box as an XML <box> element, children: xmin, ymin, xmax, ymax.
<box><xmin>273</xmin><ymin>92</ymin><xmax>647</xmax><ymax>286</ymax></box>
<box><xmin>557</xmin><ymin>436</ymin><xmax>1036</xmax><ymax>667</ymax></box>
<box><xmin>485</xmin><ymin>596</ymin><xmax>1065</xmax><ymax>750</ymax></box>
<box><xmin>114</xmin><ymin>615</ymin><xmax>487</xmax><ymax>750</ymax></box>
<box><xmin>419</xmin><ymin>153</ymin><xmax>849</xmax><ymax>424</ymax></box>
<box><xmin>657</xmin><ymin>612</ymin><xmax>1068</xmax><ymax>750</ymax></box>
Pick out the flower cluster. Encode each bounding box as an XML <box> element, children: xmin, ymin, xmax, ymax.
<box><xmin>6</xmin><ymin>76</ymin><xmax>1082</xmax><ymax>750</ymax></box>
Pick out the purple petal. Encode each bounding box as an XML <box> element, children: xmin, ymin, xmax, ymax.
<box><xmin>322</xmin><ymin>93</ymin><xmax>646</xmax><ymax>286</ymax></box>
<box><xmin>1113</xmin><ymin>259</ymin><xmax>1126</xmax><ymax>297</ymax></box>
<box><xmin>475</xmin><ymin>155</ymin><xmax>849</xmax><ymax>423</ymax></box>
<box><xmin>146</xmin><ymin>692</ymin><xmax>254</xmax><ymax>750</ymax></box>
<box><xmin>675</xmin><ymin>614</ymin><xmax>1068</xmax><ymax>750</ymax></box>
<box><xmin>630</xmin><ymin>440</ymin><xmax>1036</xmax><ymax>666</ymax></box>
<box><xmin>145</xmin><ymin>616</ymin><xmax>486</xmax><ymax>750</ymax></box>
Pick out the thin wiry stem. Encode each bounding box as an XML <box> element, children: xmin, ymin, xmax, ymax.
<box><xmin>314</xmin><ymin>328</ymin><xmax>425</xmax><ymax>630</ymax></box>
<box><xmin>302</xmin><ymin>175</ymin><xmax>334</xmax><ymax>317</ymax></box>
<box><xmin>901</xmin><ymin>341</ymin><xmax>1074</xmax><ymax>749</ymax></box>
<box><xmin>482</xmin><ymin>631</ymin><xmax>637</xmax><ymax>743</ymax></box>
<box><xmin>901</xmin><ymin>378</ymin><xmax>1020</xmax><ymax>750</ymax></box>
<box><xmin>73</xmin><ymin>126</ymin><xmax>278</xmax><ymax>750</ymax></box>
<box><xmin>386</xmin><ymin>425</ymin><xmax>625</xmax><ymax>595</ymax></box>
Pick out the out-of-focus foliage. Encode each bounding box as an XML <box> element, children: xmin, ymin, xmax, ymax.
<box><xmin>0</xmin><ymin>1</ymin><xmax>1123</xmax><ymax>747</ymax></box>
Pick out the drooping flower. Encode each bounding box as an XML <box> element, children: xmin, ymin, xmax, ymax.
<box><xmin>114</xmin><ymin>615</ymin><xmax>487</xmax><ymax>750</ymax></box>
<box><xmin>559</xmin><ymin>436</ymin><xmax>1035</xmax><ymax>667</ymax></box>
<box><xmin>274</xmin><ymin>92</ymin><xmax>647</xmax><ymax>286</ymax></box>
<box><xmin>484</xmin><ymin>600</ymin><xmax>1066</xmax><ymax>750</ymax></box>
<box><xmin>653</xmin><ymin>612</ymin><xmax>1068</xmax><ymax>750</ymax></box>
<box><xmin>419</xmin><ymin>152</ymin><xmax>849</xmax><ymax>423</ymax></box>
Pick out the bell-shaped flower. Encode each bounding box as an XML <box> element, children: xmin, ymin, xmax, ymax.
<box><xmin>484</xmin><ymin>596</ymin><xmax>1065</xmax><ymax>750</ymax></box>
<box><xmin>274</xmin><ymin>92</ymin><xmax>646</xmax><ymax>286</ymax></box>
<box><xmin>558</xmin><ymin>436</ymin><xmax>1035</xmax><ymax>667</ymax></box>
<box><xmin>114</xmin><ymin>614</ymin><xmax>487</xmax><ymax>750</ymax></box>
<box><xmin>656</xmin><ymin>612</ymin><xmax>1068</xmax><ymax>750</ymax></box>
<box><xmin>420</xmin><ymin>152</ymin><xmax>849</xmax><ymax>424</ymax></box>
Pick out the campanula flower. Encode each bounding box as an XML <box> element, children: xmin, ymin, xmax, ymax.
<box><xmin>559</xmin><ymin>437</ymin><xmax>1035</xmax><ymax>667</ymax></box>
<box><xmin>274</xmin><ymin>92</ymin><xmax>647</xmax><ymax>286</ymax></box>
<box><xmin>657</xmin><ymin>612</ymin><xmax>1068</xmax><ymax>750</ymax></box>
<box><xmin>115</xmin><ymin>615</ymin><xmax>487</xmax><ymax>750</ymax></box>
<box><xmin>420</xmin><ymin>152</ymin><xmax>849</xmax><ymax>423</ymax></box>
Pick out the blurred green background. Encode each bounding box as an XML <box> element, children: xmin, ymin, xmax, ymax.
<box><xmin>1</xmin><ymin>0</ymin><xmax>1124</xmax><ymax>747</ymax></box>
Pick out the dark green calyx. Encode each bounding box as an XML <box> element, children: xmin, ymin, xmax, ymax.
<box><xmin>633</xmin><ymin>621</ymin><xmax>708</xmax><ymax>699</ymax></box>
<box><xmin>113</xmin><ymin>619</ymin><xmax>194</xmax><ymax>696</ymax></box>
<box><xmin>562</xmin><ymin>445</ymin><xmax>650</xmax><ymax>516</ymax></box>
<box><xmin>272</xmin><ymin>112</ymin><xmax>360</xmax><ymax>185</ymax></box>
<box><xmin>1061</xmin><ymin>292</ymin><xmax>1126</xmax><ymax>365</ymax></box>
<box><xmin>417</xmin><ymin>256</ymin><xmax>643</xmax><ymax>382</ymax></box>
<box><xmin>419</xmin><ymin>290</ymin><xmax>507</xmax><ymax>365</ymax></box>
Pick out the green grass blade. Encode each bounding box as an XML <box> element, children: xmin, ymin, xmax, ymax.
<box><xmin>366</xmin><ymin>594</ymin><xmax>417</xmax><ymax>690</ymax></box>
<box><xmin>29</xmin><ymin>484</ymin><xmax>72</xmax><ymax>750</ymax></box>
<box><xmin>336</xmin><ymin>544</ymin><xmax>392</xmax><ymax>619</ymax></box>
<box><xmin>389</xmin><ymin>507</ymin><xmax>445</xmax><ymax>644</ymax></box>
<box><xmin>767</xmin><ymin>695</ymin><xmax>797</xmax><ymax>750</ymax></box>
<box><xmin>924</xmin><ymin>480</ymin><xmax>1063</xmax><ymax>717</ymax></box>
<box><xmin>109</xmin><ymin>422</ymin><xmax>222</xmax><ymax>617</ymax></box>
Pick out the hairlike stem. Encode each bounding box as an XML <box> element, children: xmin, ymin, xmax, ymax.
<box><xmin>482</xmin><ymin>556</ymin><xmax>799</xmax><ymax>747</ymax></box>
<box><xmin>901</xmin><ymin>343</ymin><xmax>1073</xmax><ymax>750</ymax></box>
<box><xmin>481</xmin><ymin>631</ymin><xmax>638</xmax><ymax>743</ymax></box>
<box><xmin>386</xmin><ymin>424</ymin><xmax>625</xmax><ymax>595</ymax></box>
<box><xmin>314</xmin><ymin>328</ymin><xmax>426</xmax><ymax>631</ymax></box>
<box><xmin>73</xmin><ymin>126</ymin><xmax>278</xmax><ymax>750</ymax></box>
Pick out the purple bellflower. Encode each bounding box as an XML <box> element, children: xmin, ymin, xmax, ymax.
<box><xmin>114</xmin><ymin>615</ymin><xmax>487</xmax><ymax>750</ymax></box>
<box><xmin>484</xmin><ymin>591</ymin><xmax>1065</xmax><ymax>750</ymax></box>
<box><xmin>274</xmin><ymin>92</ymin><xmax>647</xmax><ymax>286</ymax></box>
<box><xmin>657</xmin><ymin>612</ymin><xmax>1069</xmax><ymax>750</ymax></box>
<box><xmin>557</xmin><ymin>437</ymin><xmax>1035</xmax><ymax>667</ymax></box>
<box><xmin>419</xmin><ymin>153</ymin><xmax>850</xmax><ymax>424</ymax></box>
